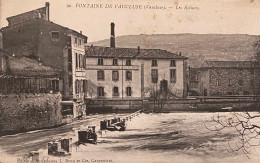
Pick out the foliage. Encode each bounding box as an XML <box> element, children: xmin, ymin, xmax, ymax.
<box><xmin>148</xmin><ymin>85</ymin><xmax>176</xmax><ymax>113</ymax></box>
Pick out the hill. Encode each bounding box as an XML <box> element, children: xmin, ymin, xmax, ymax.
<box><xmin>89</xmin><ymin>34</ymin><xmax>260</xmax><ymax>67</ymax></box>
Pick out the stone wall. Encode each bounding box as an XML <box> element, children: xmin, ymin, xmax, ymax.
<box><xmin>87</xmin><ymin>97</ymin><xmax>260</xmax><ymax>113</ymax></box>
<box><xmin>0</xmin><ymin>93</ymin><xmax>62</xmax><ymax>134</ymax></box>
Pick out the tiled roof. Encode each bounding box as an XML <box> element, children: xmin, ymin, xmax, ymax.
<box><xmin>85</xmin><ymin>46</ymin><xmax>188</xmax><ymax>60</ymax></box>
<box><xmin>8</xmin><ymin>57</ymin><xmax>61</xmax><ymax>77</ymax></box>
<box><xmin>200</xmin><ymin>61</ymin><xmax>260</xmax><ymax>68</ymax></box>
<box><xmin>1</xmin><ymin>48</ymin><xmax>61</xmax><ymax>77</ymax></box>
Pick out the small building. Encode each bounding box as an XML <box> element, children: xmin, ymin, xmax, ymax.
<box><xmin>0</xmin><ymin>49</ymin><xmax>64</xmax><ymax>133</ymax></box>
<box><xmin>0</xmin><ymin>2</ymin><xmax>88</xmax><ymax>118</ymax></box>
<box><xmin>0</xmin><ymin>48</ymin><xmax>60</xmax><ymax>94</ymax></box>
<box><xmin>197</xmin><ymin>61</ymin><xmax>260</xmax><ymax>96</ymax></box>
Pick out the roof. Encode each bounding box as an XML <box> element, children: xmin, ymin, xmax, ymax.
<box><xmin>200</xmin><ymin>61</ymin><xmax>260</xmax><ymax>68</ymax></box>
<box><xmin>8</xmin><ymin>57</ymin><xmax>61</xmax><ymax>77</ymax></box>
<box><xmin>1</xmin><ymin>18</ymin><xmax>87</xmax><ymax>41</ymax></box>
<box><xmin>85</xmin><ymin>46</ymin><xmax>188</xmax><ymax>60</ymax></box>
<box><xmin>6</xmin><ymin>6</ymin><xmax>46</xmax><ymax>20</ymax></box>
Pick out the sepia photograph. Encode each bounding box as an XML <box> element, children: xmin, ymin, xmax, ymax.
<box><xmin>0</xmin><ymin>0</ymin><xmax>260</xmax><ymax>162</ymax></box>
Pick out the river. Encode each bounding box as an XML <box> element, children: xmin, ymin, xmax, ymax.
<box><xmin>1</xmin><ymin>112</ymin><xmax>260</xmax><ymax>163</ymax></box>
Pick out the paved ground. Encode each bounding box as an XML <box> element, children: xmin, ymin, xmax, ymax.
<box><xmin>1</xmin><ymin>112</ymin><xmax>260</xmax><ymax>163</ymax></box>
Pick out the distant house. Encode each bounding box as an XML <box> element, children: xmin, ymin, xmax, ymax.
<box><xmin>197</xmin><ymin>61</ymin><xmax>260</xmax><ymax>96</ymax></box>
<box><xmin>0</xmin><ymin>2</ymin><xmax>88</xmax><ymax>118</ymax></box>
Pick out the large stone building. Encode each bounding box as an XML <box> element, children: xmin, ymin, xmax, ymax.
<box><xmin>195</xmin><ymin>61</ymin><xmax>260</xmax><ymax>96</ymax></box>
<box><xmin>0</xmin><ymin>2</ymin><xmax>88</xmax><ymax>118</ymax></box>
<box><xmin>84</xmin><ymin>23</ymin><xmax>188</xmax><ymax>99</ymax></box>
<box><xmin>85</xmin><ymin>46</ymin><xmax>188</xmax><ymax>99</ymax></box>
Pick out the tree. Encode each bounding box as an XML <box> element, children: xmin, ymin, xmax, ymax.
<box><xmin>86</xmin><ymin>80</ymin><xmax>97</xmax><ymax>99</ymax></box>
<box><xmin>147</xmin><ymin>83</ymin><xmax>177</xmax><ymax>113</ymax></box>
<box><xmin>206</xmin><ymin>111</ymin><xmax>260</xmax><ymax>158</ymax></box>
<box><xmin>206</xmin><ymin>39</ymin><xmax>260</xmax><ymax>158</ymax></box>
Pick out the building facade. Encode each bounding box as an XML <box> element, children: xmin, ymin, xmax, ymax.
<box><xmin>0</xmin><ymin>3</ymin><xmax>88</xmax><ymax>118</ymax></box>
<box><xmin>84</xmin><ymin>46</ymin><xmax>188</xmax><ymax>99</ymax></box>
<box><xmin>196</xmin><ymin>61</ymin><xmax>260</xmax><ymax>96</ymax></box>
<box><xmin>84</xmin><ymin>23</ymin><xmax>188</xmax><ymax>99</ymax></box>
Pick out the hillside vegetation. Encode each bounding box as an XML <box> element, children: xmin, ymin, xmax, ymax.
<box><xmin>89</xmin><ymin>34</ymin><xmax>259</xmax><ymax>67</ymax></box>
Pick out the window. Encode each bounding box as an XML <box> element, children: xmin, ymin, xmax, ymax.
<box><xmin>97</xmin><ymin>87</ymin><xmax>104</xmax><ymax>97</ymax></box>
<box><xmin>228</xmin><ymin>79</ymin><xmax>232</xmax><ymax>86</ymax></box>
<box><xmin>239</xmin><ymin>69</ymin><xmax>243</xmax><ymax>75</ymax></box>
<box><xmin>126</xmin><ymin>87</ymin><xmax>132</xmax><ymax>96</ymax></box>
<box><xmin>112</xmin><ymin>71</ymin><xmax>119</xmax><ymax>81</ymax></box>
<box><xmin>238</xmin><ymin>80</ymin><xmax>243</xmax><ymax>86</ymax></box>
<box><xmin>79</xmin><ymin>39</ymin><xmax>82</xmax><ymax>45</ymax></box>
<box><xmin>79</xmin><ymin>54</ymin><xmax>82</xmax><ymax>68</ymax></box>
<box><xmin>126</xmin><ymin>59</ymin><xmax>131</xmax><ymax>66</ymax></box>
<box><xmin>51</xmin><ymin>80</ymin><xmax>59</xmax><ymax>93</ymax></box>
<box><xmin>170</xmin><ymin>69</ymin><xmax>176</xmax><ymax>83</ymax></box>
<box><xmin>113</xmin><ymin>59</ymin><xmax>118</xmax><ymax>66</ymax></box>
<box><xmin>75</xmin><ymin>80</ymin><xmax>79</xmax><ymax>94</ymax></box>
<box><xmin>152</xmin><ymin>60</ymin><xmax>157</xmax><ymax>67</ymax></box>
<box><xmin>75</xmin><ymin>37</ymin><xmax>78</xmax><ymax>44</ymax></box>
<box><xmin>97</xmin><ymin>70</ymin><xmax>105</xmax><ymax>80</ymax></box>
<box><xmin>75</xmin><ymin>53</ymin><xmax>78</xmax><ymax>69</ymax></box>
<box><xmin>83</xmin><ymin>55</ymin><xmax>86</xmax><ymax>68</ymax></box>
<box><xmin>98</xmin><ymin>59</ymin><xmax>103</xmax><ymax>65</ymax></box>
<box><xmin>151</xmin><ymin>69</ymin><xmax>158</xmax><ymax>83</ymax></box>
<box><xmin>113</xmin><ymin>87</ymin><xmax>119</xmax><ymax>96</ymax></box>
<box><xmin>160</xmin><ymin>80</ymin><xmax>168</xmax><ymax>92</ymax></box>
<box><xmin>170</xmin><ymin>60</ymin><xmax>176</xmax><ymax>67</ymax></box>
<box><xmin>126</xmin><ymin>71</ymin><xmax>132</xmax><ymax>81</ymax></box>
<box><xmin>51</xmin><ymin>31</ymin><xmax>59</xmax><ymax>40</ymax></box>
<box><xmin>216</xmin><ymin>79</ymin><xmax>220</xmax><ymax>86</ymax></box>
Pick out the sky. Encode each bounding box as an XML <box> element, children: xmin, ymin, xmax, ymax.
<box><xmin>1</xmin><ymin>0</ymin><xmax>260</xmax><ymax>42</ymax></box>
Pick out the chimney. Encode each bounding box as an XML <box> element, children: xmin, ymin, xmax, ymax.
<box><xmin>137</xmin><ymin>46</ymin><xmax>140</xmax><ymax>53</ymax></box>
<box><xmin>179</xmin><ymin>51</ymin><xmax>182</xmax><ymax>56</ymax></box>
<box><xmin>80</xmin><ymin>31</ymin><xmax>82</xmax><ymax>34</ymax></box>
<box><xmin>45</xmin><ymin>2</ymin><xmax>50</xmax><ymax>21</ymax></box>
<box><xmin>110</xmin><ymin>22</ymin><xmax>115</xmax><ymax>48</ymax></box>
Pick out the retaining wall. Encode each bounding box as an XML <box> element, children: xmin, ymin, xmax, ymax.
<box><xmin>86</xmin><ymin>97</ymin><xmax>260</xmax><ymax>113</ymax></box>
<box><xmin>0</xmin><ymin>93</ymin><xmax>62</xmax><ymax>134</ymax></box>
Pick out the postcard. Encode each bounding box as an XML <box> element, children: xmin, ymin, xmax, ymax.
<box><xmin>1</xmin><ymin>0</ymin><xmax>260</xmax><ymax>163</ymax></box>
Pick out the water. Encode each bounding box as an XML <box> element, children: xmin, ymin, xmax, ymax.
<box><xmin>1</xmin><ymin>112</ymin><xmax>260</xmax><ymax>163</ymax></box>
